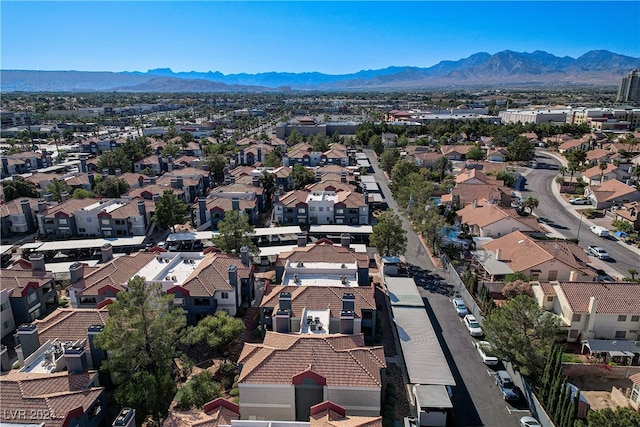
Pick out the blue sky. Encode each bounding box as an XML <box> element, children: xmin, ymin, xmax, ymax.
<box><xmin>2</xmin><ymin>1</ymin><xmax>639</xmax><ymax>75</ymax></box>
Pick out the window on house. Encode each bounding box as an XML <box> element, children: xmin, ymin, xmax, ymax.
<box><xmin>318</xmin><ymin>207</ymin><xmax>324</xmax><ymax>212</ymax></box>
<box><xmin>101</xmin><ymin>219</ymin><xmax>110</xmax><ymax>225</ymax></box>
<box><xmin>548</xmin><ymin>270</ymin><xmax>558</xmax><ymax>281</ymax></box>
<box><xmin>0</xmin><ymin>301</ymin><xmax>9</xmax><ymax>312</ymax></box>
<box><xmin>29</xmin><ymin>309</ymin><xmax>39</xmax><ymax>321</ymax></box>
<box><xmin>193</xmin><ymin>298</ymin><xmax>210</xmax><ymax>306</ymax></box>
<box><xmin>336</xmin><ymin>208</ymin><xmax>344</xmax><ymax>214</ymax></box>
<box><xmin>59</xmin><ymin>218</ymin><xmax>68</xmax><ymax>225</ymax></box>
<box><xmin>546</xmin><ymin>296</ymin><xmax>554</xmax><ymax>302</ymax></box>
<box><xmin>618</xmin><ymin>315</ymin><xmax>627</xmax><ymax>322</ymax></box>
<box><xmin>79</xmin><ymin>296</ymin><xmax>97</xmax><ymax>305</ymax></box>
<box><xmin>615</xmin><ymin>331</ymin><xmax>627</xmax><ymax>339</ymax></box>
<box><xmin>572</xmin><ymin>314</ymin><xmax>581</xmax><ymax>322</ymax></box>
<box><xmin>3</xmin><ymin>319</ymin><xmax>14</xmax><ymax>330</ymax></box>
<box><xmin>632</xmin><ymin>316</ymin><xmax>640</xmax><ymax>322</ymax></box>
<box><xmin>221</xmin><ymin>292</ymin><xmax>229</xmax><ymax>299</ymax></box>
<box><xmin>309</xmin><ymin>207</ymin><xmax>316</xmax><ymax>212</ymax></box>
<box><xmin>26</xmin><ymin>292</ymin><xmax>37</xmax><ymax>304</ymax></box>
<box><xmin>530</xmin><ymin>272</ymin><xmax>540</xmax><ymax>280</ymax></box>
<box><xmin>78</xmin><ymin>228</ymin><xmax>86</xmax><ymax>233</ymax></box>
<box><xmin>632</xmin><ymin>387</ymin><xmax>639</xmax><ymax>403</ymax></box>
<box><xmin>173</xmin><ymin>298</ymin><xmax>184</xmax><ymax>307</ymax></box>
<box><xmin>298</xmin><ymin>208</ymin><xmax>305</xmax><ymax>214</ymax></box>
<box><xmin>569</xmin><ymin>329</ymin><xmax>579</xmax><ymax>339</ymax></box>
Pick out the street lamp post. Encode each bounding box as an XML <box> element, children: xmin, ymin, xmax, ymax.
<box><xmin>576</xmin><ymin>211</ymin><xmax>584</xmax><ymax>242</ymax></box>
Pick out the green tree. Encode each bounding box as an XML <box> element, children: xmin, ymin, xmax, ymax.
<box><xmin>46</xmin><ymin>178</ymin><xmax>72</xmax><ymax>202</ymax></box>
<box><xmin>212</xmin><ymin>209</ymin><xmax>256</xmax><ymax>254</ymax></box>
<box><xmin>258</xmin><ymin>171</ymin><xmax>276</xmax><ymax>209</ymax></box>
<box><xmin>95</xmin><ymin>276</ymin><xmax>186</xmax><ymax>425</ymax></box>
<box><xmin>264</xmin><ymin>150</ymin><xmax>282</xmax><ymax>167</ymax></box>
<box><xmin>417</xmin><ymin>207</ymin><xmax>447</xmax><ymax>251</ymax></box>
<box><xmin>466</xmin><ymin>144</ymin><xmax>485</xmax><ymax>160</ymax></box>
<box><xmin>291</xmin><ymin>164</ymin><xmax>315</xmax><ymax>190</ymax></box>
<box><xmin>390</xmin><ymin>159</ymin><xmax>420</xmax><ymax>188</ymax></box>
<box><xmin>97</xmin><ymin>148</ymin><xmax>133</xmax><ymax>174</ymax></box>
<box><xmin>432</xmin><ymin>156</ymin><xmax>452</xmax><ymax>182</ymax></box>
<box><xmin>162</xmin><ymin>141</ymin><xmax>181</xmax><ymax>159</ymax></box>
<box><xmin>380</xmin><ymin>147</ymin><xmax>401</xmax><ymax>174</ymax></box>
<box><xmin>587</xmin><ymin>407</ymin><xmax>640</xmax><ymax>427</ymax></box>
<box><xmin>598</xmin><ymin>161</ymin><xmax>608</xmax><ymax>183</ymax></box>
<box><xmin>286</xmin><ymin>129</ymin><xmax>303</xmax><ymax>146</ymax></box>
<box><xmin>72</xmin><ymin>188</ymin><xmax>93</xmax><ymax>199</ymax></box>
<box><xmin>483</xmin><ymin>295</ymin><xmax>563</xmax><ymax>380</ymax></box>
<box><xmin>122</xmin><ymin>136</ymin><xmax>152</xmax><ymax>162</ymax></box>
<box><xmin>94</xmin><ymin>177</ymin><xmax>131</xmax><ymax>198</ymax></box>
<box><xmin>611</xmin><ymin>220</ymin><xmax>633</xmax><ymax>234</ymax></box>
<box><xmin>177</xmin><ymin>371</ymin><xmax>222</xmax><ymax>410</ymax></box>
<box><xmin>523</xmin><ymin>196</ymin><xmax>539</xmax><ymax>215</ymax></box>
<box><xmin>369</xmin><ymin>134</ymin><xmax>384</xmax><ymax>156</ymax></box>
<box><xmin>205</xmin><ymin>154</ymin><xmax>227</xmax><ymax>183</ymax></box>
<box><xmin>507</xmin><ymin>136</ymin><xmax>535</xmax><ymax>162</ymax></box>
<box><xmin>62</xmin><ymin>128</ymin><xmax>74</xmax><ymax>143</ymax></box>
<box><xmin>181</xmin><ymin>311</ymin><xmax>245</xmax><ymax>352</ymax></box>
<box><xmin>370</xmin><ymin>211</ymin><xmax>407</xmax><ymax>257</ymax></box>
<box><xmin>152</xmin><ymin>190</ymin><xmax>189</xmax><ymax>233</ymax></box>
<box><xmin>1</xmin><ymin>177</ymin><xmax>39</xmax><ymax>201</ymax></box>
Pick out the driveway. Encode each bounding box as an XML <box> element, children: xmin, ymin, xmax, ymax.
<box><xmin>365</xmin><ymin>150</ymin><xmax>523</xmax><ymax>427</ymax></box>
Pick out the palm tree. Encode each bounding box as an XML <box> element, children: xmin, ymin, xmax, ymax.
<box><xmin>629</xmin><ymin>269</ymin><xmax>638</xmax><ymax>280</ymax></box>
<box><xmin>524</xmin><ymin>197</ymin><xmax>539</xmax><ymax>215</ymax></box>
<box><xmin>598</xmin><ymin>161</ymin><xmax>608</xmax><ymax>183</ymax></box>
<box><xmin>558</xmin><ymin>166</ymin><xmax>567</xmax><ymax>178</ymax></box>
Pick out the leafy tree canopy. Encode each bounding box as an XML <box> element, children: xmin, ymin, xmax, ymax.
<box><xmin>213</xmin><ymin>209</ymin><xmax>256</xmax><ymax>255</ymax></box>
<box><xmin>152</xmin><ymin>190</ymin><xmax>189</xmax><ymax>233</ymax></box>
<box><xmin>586</xmin><ymin>407</ymin><xmax>640</xmax><ymax>427</ymax></box>
<box><xmin>291</xmin><ymin>164</ymin><xmax>315</xmax><ymax>190</ymax></box>
<box><xmin>380</xmin><ymin>147</ymin><xmax>401</xmax><ymax>174</ymax></box>
<box><xmin>1</xmin><ymin>177</ymin><xmax>39</xmax><ymax>201</ymax></box>
<box><xmin>483</xmin><ymin>295</ymin><xmax>564</xmax><ymax>380</ymax></box>
<box><xmin>371</xmin><ymin>211</ymin><xmax>407</xmax><ymax>257</ymax></box>
<box><xmin>46</xmin><ymin>178</ymin><xmax>71</xmax><ymax>202</ymax></box>
<box><xmin>93</xmin><ymin>177</ymin><xmax>131</xmax><ymax>198</ymax></box>
<box><xmin>95</xmin><ymin>276</ymin><xmax>186</xmax><ymax>424</ymax></box>
<box><xmin>181</xmin><ymin>311</ymin><xmax>245</xmax><ymax>352</ymax></box>
<box><xmin>97</xmin><ymin>148</ymin><xmax>133</xmax><ymax>175</ymax></box>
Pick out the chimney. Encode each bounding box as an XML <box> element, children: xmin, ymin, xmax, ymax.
<box><xmin>495</xmin><ymin>248</ymin><xmax>502</xmax><ymax>261</ymax></box>
<box><xmin>15</xmin><ymin>324</ymin><xmax>40</xmax><ymax>360</ymax></box>
<box><xmin>279</xmin><ymin>292</ymin><xmax>292</xmax><ymax>310</ymax></box>
<box><xmin>342</xmin><ymin>293</ymin><xmax>356</xmax><ymax>311</ymax></box>
<box><xmin>340</xmin><ymin>309</ymin><xmax>355</xmax><ymax>334</ymax></box>
<box><xmin>228</xmin><ymin>265</ymin><xmax>238</xmax><ymax>289</ymax></box>
<box><xmin>113</xmin><ymin>408</ymin><xmax>136</xmax><ymax>427</ymax></box>
<box><xmin>167</xmin><ymin>156</ymin><xmax>173</xmax><ymax>172</ymax></box>
<box><xmin>252</xmin><ymin>176</ymin><xmax>260</xmax><ymax>187</ymax></box>
<box><xmin>232</xmin><ymin>198</ymin><xmax>240</xmax><ymax>211</ymax></box>
<box><xmin>587</xmin><ymin>296</ymin><xmax>599</xmax><ymax>334</ymax></box>
<box><xmin>170</xmin><ymin>178</ymin><xmax>178</xmax><ymax>189</ymax></box>
<box><xmin>240</xmin><ymin>245</ymin><xmax>250</xmax><ymax>267</ymax></box>
<box><xmin>60</xmin><ymin>191</ymin><xmax>69</xmax><ymax>202</ymax></box>
<box><xmin>102</xmin><ymin>168</ymin><xmax>109</xmax><ymax>178</ymax></box>
<box><xmin>341</xmin><ymin>233</ymin><xmax>351</xmax><ymax>248</ymax></box>
<box><xmin>88</xmin><ymin>173</ymin><xmax>95</xmax><ymax>189</ymax></box>
<box><xmin>69</xmin><ymin>262</ymin><xmax>85</xmax><ymax>284</ymax></box>
<box><xmin>115</xmin><ymin>168</ymin><xmax>122</xmax><ymax>176</ymax></box>
<box><xmin>297</xmin><ymin>233</ymin><xmax>307</xmax><ymax>247</ymax></box>
<box><xmin>274</xmin><ymin>309</ymin><xmax>290</xmax><ymax>333</ymax></box>
<box><xmin>569</xmin><ymin>271</ymin><xmax>578</xmax><ymax>282</ymax></box>
<box><xmin>198</xmin><ymin>198</ymin><xmax>207</xmax><ymax>227</ymax></box>
<box><xmin>21</xmin><ymin>199</ymin><xmax>35</xmax><ymax>230</ymax></box>
<box><xmin>472</xmin><ymin>199</ymin><xmax>478</xmax><ymax>208</ymax></box>
<box><xmin>341</xmin><ymin>171</ymin><xmax>347</xmax><ymax>182</ymax></box>
<box><xmin>37</xmin><ymin>199</ymin><xmax>47</xmax><ymax>213</ymax></box>
<box><xmin>137</xmin><ymin>200</ymin><xmax>147</xmax><ymax>222</ymax></box>
<box><xmin>29</xmin><ymin>252</ymin><xmax>45</xmax><ymax>272</ymax></box>
<box><xmin>257</xmin><ymin>148</ymin><xmax>262</xmax><ymax>162</ymax></box>
<box><xmin>364</xmin><ymin>192</ymin><xmax>369</xmax><ymax>204</ymax></box>
<box><xmin>101</xmin><ymin>243</ymin><xmax>113</xmax><ymax>263</ymax></box>
<box><xmin>64</xmin><ymin>343</ymin><xmax>88</xmax><ymax>373</ymax></box>
<box><xmin>176</xmin><ymin>177</ymin><xmax>183</xmax><ymax>189</ymax></box>
<box><xmin>149</xmin><ymin>176</ymin><xmax>156</xmax><ymax>185</ymax></box>
<box><xmin>315</xmin><ymin>170</ymin><xmax>322</xmax><ymax>182</ymax></box>
<box><xmin>87</xmin><ymin>325</ymin><xmax>107</xmax><ymax>370</ymax></box>
<box><xmin>0</xmin><ymin>345</ymin><xmax>10</xmax><ymax>372</ymax></box>
<box><xmin>44</xmin><ymin>192</ymin><xmax>53</xmax><ymax>203</ymax></box>
<box><xmin>239</xmin><ymin>149</ymin><xmax>245</xmax><ymax>165</ymax></box>
<box><xmin>152</xmin><ymin>193</ymin><xmax>160</xmax><ymax>202</ymax></box>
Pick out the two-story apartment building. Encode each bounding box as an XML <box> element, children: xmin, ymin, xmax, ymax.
<box><xmin>194</xmin><ymin>196</ymin><xmax>258</xmax><ymax>231</ymax></box>
<box><xmin>532</xmin><ymin>281</ymin><xmax>640</xmax><ymax>343</ymax></box>
<box><xmin>0</xmin><ymin>253</ymin><xmax>58</xmax><ymax>327</ymax></box>
<box><xmin>273</xmin><ymin>187</ymin><xmax>369</xmax><ymax>226</ymax></box>
<box><xmin>456</xmin><ymin>199</ymin><xmax>545</xmax><ymax>237</ymax></box>
<box><xmin>69</xmin><ymin>247</ymin><xmax>253</xmax><ymax>321</ymax></box>
<box><xmin>0</xmin><ymin>198</ymin><xmax>39</xmax><ymax>236</ymax></box>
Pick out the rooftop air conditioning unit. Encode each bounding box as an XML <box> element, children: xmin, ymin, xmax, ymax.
<box><xmin>190</xmin><ymin>259</ymin><xmax>195</xmax><ymax>264</ymax></box>
<box><xmin>157</xmin><ymin>257</ymin><xmax>162</xmax><ymax>262</ymax></box>
<box><xmin>171</xmin><ymin>276</ymin><xmax>176</xmax><ymax>281</ymax></box>
<box><xmin>165</xmin><ymin>276</ymin><xmax>170</xmax><ymax>280</ymax></box>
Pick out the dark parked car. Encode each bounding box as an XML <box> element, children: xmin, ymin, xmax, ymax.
<box><xmin>496</xmin><ymin>370</ymin><xmax>521</xmax><ymax>401</ymax></box>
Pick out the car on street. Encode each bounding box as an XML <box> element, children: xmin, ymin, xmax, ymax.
<box><xmin>474</xmin><ymin>341</ymin><xmax>499</xmax><ymax>365</ymax></box>
<box><xmin>452</xmin><ymin>298</ymin><xmax>468</xmax><ymax>316</ymax></box>
<box><xmin>463</xmin><ymin>314</ymin><xmax>483</xmax><ymax>337</ymax></box>
<box><xmin>589</xmin><ymin>225</ymin><xmax>610</xmax><ymax>237</ymax></box>
<box><xmin>588</xmin><ymin>245</ymin><xmax>610</xmax><ymax>260</ymax></box>
<box><xmin>519</xmin><ymin>416</ymin><xmax>542</xmax><ymax>427</ymax></box>
<box><xmin>496</xmin><ymin>370</ymin><xmax>521</xmax><ymax>401</ymax></box>
<box><xmin>569</xmin><ymin>197</ymin><xmax>591</xmax><ymax>205</ymax></box>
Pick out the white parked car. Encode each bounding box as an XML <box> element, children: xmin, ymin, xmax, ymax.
<box><xmin>569</xmin><ymin>197</ymin><xmax>591</xmax><ymax>205</ymax></box>
<box><xmin>474</xmin><ymin>341</ymin><xmax>499</xmax><ymax>365</ymax></box>
<box><xmin>452</xmin><ymin>298</ymin><xmax>468</xmax><ymax>316</ymax></box>
<box><xmin>463</xmin><ymin>314</ymin><xmax>483</xmax><ymax>337</ymax></box>
<box><xmin>519</xmin><ymin>416</ymin><xmax>541</xmax><ymax>427</ymax></box>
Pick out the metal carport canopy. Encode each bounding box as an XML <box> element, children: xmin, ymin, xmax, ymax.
<box><xmin>391</xmin><ymin>305</ymin><xmax>456</xmax><ymax>386</ymax></box>
<box><xmin>36</xmin><ymin>236</ymin><xmax>146</xmax><ymax>251</ymax></box>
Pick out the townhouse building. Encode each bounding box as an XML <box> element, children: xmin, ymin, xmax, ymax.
<box><xmin>68</xmin><ymin>247</ymin><xmax>254</xmax><ymax>321</ymax></box>
<box><xmin>0</xmin><ymin>198</ymin><xmax>39</xmax><ymax>236</ymax></box>
<box><xmin>456</xmin><ymin>199</ymin><xmax>545</xmax><ymax>238</ymax></box>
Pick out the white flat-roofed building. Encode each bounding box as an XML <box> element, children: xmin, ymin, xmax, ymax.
<box><xmin>499</xmin><ymin>107</ymin><xmax>570</xmax><ymax>124</ymax></box>
<box><xmin>282</xmin><ymin>260</ymin><xmax>358</xmax><ymax>287</ymax></box>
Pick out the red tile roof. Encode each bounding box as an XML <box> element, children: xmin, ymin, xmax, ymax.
<box><xmin>276</xmin><ymin>243</ymin><xmax>369</xmax><ymax>268</ymax></box>
<box><xmin>237</xmin><ymin>332</ymin><xmax>385</xmax><ymax>387</ymax></box>
<box><xmin>557</xmin><ymin>282</ymin><xmax>640</xmax><ymax>314</ymax></box>
<box><xmin>260</xmin><ymin>286</ymin><xmax>375</xmax><ymax>318</ymax></box>
<box><xmin>34</xmin><ymin>308</ymin><xmax>109</xmax><ymax>350</ymax></box>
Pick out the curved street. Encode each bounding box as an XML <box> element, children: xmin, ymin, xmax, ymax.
<box><xmin>523</xmin><ymin>151</ymin><xmax>639</xmax><ymax>278</ymax></box>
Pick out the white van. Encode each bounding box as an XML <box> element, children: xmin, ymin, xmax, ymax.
<box><xmin>589</xmin><ymin>225</ymin><xmax>610</xmax><ymax>237</ymax></box>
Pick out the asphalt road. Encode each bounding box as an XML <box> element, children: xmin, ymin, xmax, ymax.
<box><xmin>365</xmin><ymin>150</ymin><xmax>523</xmax><ymax>427</ymax></box>
<box><xmin>522</xmin><ymin>152</ymin><xmax>638</xmax><ymax>277</ymax></box>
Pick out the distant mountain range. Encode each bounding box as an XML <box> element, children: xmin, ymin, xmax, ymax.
<box><xmin>2</xmin><ymin>50</ymin><xmax>639</xmax><ymax>92</ymax></box>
